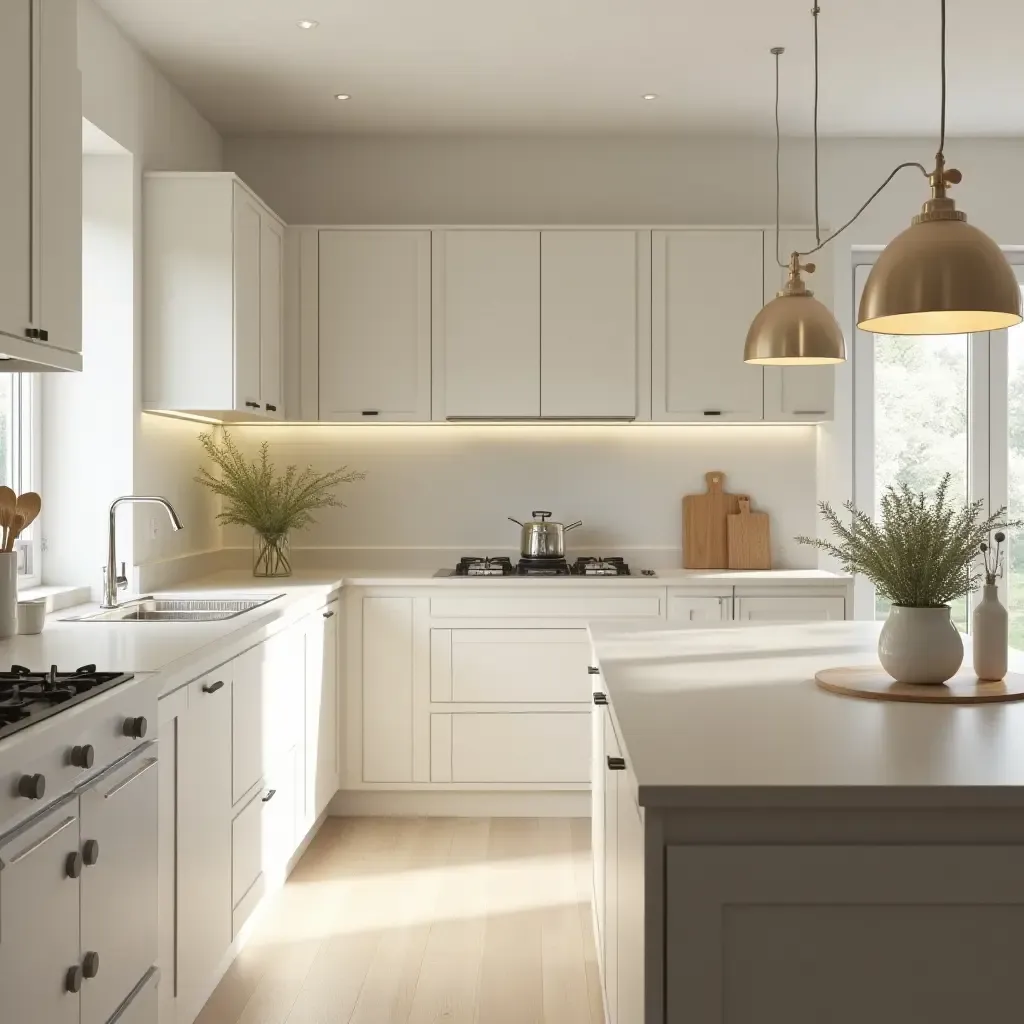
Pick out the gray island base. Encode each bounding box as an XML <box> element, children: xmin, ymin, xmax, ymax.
<box><xmin>588</xmin><ymin>620</ymin><xmax>1024</xmax><ymax>1024</ymax></box>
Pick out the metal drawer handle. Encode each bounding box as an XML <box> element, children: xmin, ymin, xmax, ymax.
<box><xmin>587</xmin><ymin>666</ymin><xmax>599</xmax><ymax>675</ymax></box>
<box><xmin>202</xmin><ymin>679</ymin><xmax>225</xmax><ymax>694</ymax></box>
<box><xmin>323</xmin><ymin>610</ymin><xmax>335</xmax><ymax>619</ymax></box>
<box><xmin>593</xmin><ymin>692</ymin><xmax>608</xmax><ymax>705</ymax></box>
<box><xmin>5</xmin><ymin>815</ymin><xmax>77</xmax><ymax>866</ymax></box>
<box><xmin>262</xmin><ymin>789</ymin><xmax>277</xmax><ymax>803</ymax></box>
<box><xmin>793</xmin><ymin>410</ymin><xmax>826</xmax><ymax>415</ymax></box>
<box><xmin>607</xmin><ymin>756</ymin><xmax>626</xmax><ymax>771</ymax></box>
<box><xmin>103</xmin><ymin>758</ymin><xmax>158</xmax><ymax>800</ymax></box>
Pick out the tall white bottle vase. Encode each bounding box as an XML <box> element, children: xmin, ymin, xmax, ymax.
<box><xmin>973</xmin><ymin>583</ymin><xmax>1009</xmax><ymax>682</ymax></box>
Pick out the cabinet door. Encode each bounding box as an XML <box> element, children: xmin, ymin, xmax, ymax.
<box><xmin>0</xmin><ymin>0</ymin><xmax>33</xmax><ymax>342</ymax></box>
<box><xmin>763</xmin><ymin>229</ymin><xmax>836</xmax><ymax>421</ymax></box>
<box><xmin>177</xmin><ymin>669</ymin><xmax>233</xmax><ymax>1020</ymax></box>
<box><xmin>37</xmin><ymin>0</ymin><xmax>81</xmax><ymax>354</ymax></box>
<box><xmin>435</xmin><ymin>230</ymin><xmax>541</xmax><ymax>418</ymax></box>
<box><xmin>157</xmin><ymin>689</ymin><xmax>185</xmax><ymax>1024</ymax></box>
<box><xmin>591</xmin><ymin>672</ymin><xmax>607</xmax><ymax>962</ymax></box>
<box><xmin>667</xmin><ymin>592</ymin><xmax>733</xmax><ymax>624</ymax></box>
<box><xmin>260</xmin><ymin>214</ymin><xmax>284</xmax><ymax>417</ymax></box>
<box><xmin>80</xmin><ymin>743</ymin><xmax>159</xmax><ymax>1024</ymax></box>
<box><xmin>616</xmin><ymin>766</ymin><xmax>645</xmax><ymax>1024</ymax></box>
<box><xmin>734</xmin><ymin>594</ymin><xmax>846</xmax><ymax>622</ymax></box>
<box><xmin>233</xmin><ymin>184</ymin><xmax>263</xmax><ymax>413</ymax></box>
<box><xmin>540</xmin><ymin>231</ymin><xmax>640</xmax><ymax>418</ymax></box>
<box><xmin>0</xmin><ymin>797</ymin><xmax>81</xmax><ymax>1024</ymax></box>
<box><xmin>362</xmin><ymin>597</ymin><xmax>415</xmax><ymax>782</ymax></box>
<box><xmin>305</xmin><ymin>601</ymin><xmax>339</xmax><ymax>827</ymax></box>
<box><xmin>603</xmin><ymin>712</ymin><xmax>620</xmax><ymax>1024</ymax></box>
<box><xmin>653</xmin><ymin>230</ymin><xmax>765</xmax><ymax>421</ymax></box>
<box><xmin>318</xmin><ymin>230</ymin><xmax>431</xmax><ymax>420</ymax></box>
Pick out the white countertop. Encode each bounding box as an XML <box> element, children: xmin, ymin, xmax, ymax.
<box><xmin>589</xmin><ymin>620</ymin><xmax>1024</xmax><ymax>808</ymax></box>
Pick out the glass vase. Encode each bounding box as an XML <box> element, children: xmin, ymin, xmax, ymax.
<box><xmin>253</xmin><ymin>531</ymin><xmax>292</xmax><ymax>578</ymax></box>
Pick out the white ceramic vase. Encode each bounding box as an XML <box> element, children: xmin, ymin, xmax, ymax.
<box><xmin>972</xmin><ymin>583</ymin><xmax>1008</xmax><ymax>682</ymax></box>
<box><xmin>877</xmin><ymin>605</ymin><xmax>964</xmax><ymax>684</ymax></box>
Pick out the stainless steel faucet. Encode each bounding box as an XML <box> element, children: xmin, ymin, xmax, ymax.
<box><xmin>101</xmin><ymin>496</ymin><xmax>184</xmax><ymax>609</ymax></box>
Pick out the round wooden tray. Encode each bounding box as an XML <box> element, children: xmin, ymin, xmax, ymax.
<box><xmin>814</xmin><ymin>666</ymin><xmax>1024</xmax><ymax>704</ymax></box>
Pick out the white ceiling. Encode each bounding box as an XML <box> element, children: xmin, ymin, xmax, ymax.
<box><xmin>95</xmin><ymin>0</ymin><xmax>1024</xmax><ymax>136</ymax></box>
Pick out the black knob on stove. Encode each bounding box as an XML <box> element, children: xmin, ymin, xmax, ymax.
<box><xmin>17</xmin><ymin>773</ymin><xmax>45</xmax><ymax>799</ymax></box>
<box><xmin>123</xmin><ymin>716</ymin><xmax>147</xmax><ymax>739</ymax></box>
<box><xmin>65</xmin><ymin>851</ymin><xmax>83</xmax><ymax>879</ymax></box>
<box><xmin>70</xmin><ymin>744</ymin><xmax>95</xmax><ymax>769</ymax></box>
<box><xmin>82</xmin><ymin>952</ymin><xmax>100</xmax><ymax>979</ymax></box>
<box><xmin>82</xmin><ymin>839</ymin><xmax>99</xmax><ymax>866</ymax></box>
<box><xmin>66</xmin><ymin>965</ymin><xmax>82</xmax><ymax>993</ymax></box>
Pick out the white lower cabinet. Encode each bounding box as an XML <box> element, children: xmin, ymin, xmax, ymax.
<box><xmin>735</xmin><ymin>594</ymin><xmax>846</xmax><ymax>622</ymax></box>
<box><xmin>667</xmin><ymin>592</ymin><xmax>732</xmax><ymax>624</ymax></box>
<box><xmin>304</xmin><ymin>600</ymin><xmax>340</xmax><ymax>827</ymax></box>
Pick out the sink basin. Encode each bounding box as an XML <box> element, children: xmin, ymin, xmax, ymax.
<box><xmin>69</xmin><ymin>595</ymin><xmax>283</xmax><ymax>623</ymax></box>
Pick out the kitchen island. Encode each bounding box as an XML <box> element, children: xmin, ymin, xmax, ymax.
<box><xmin>589</xmin><ymin>620</ymin><xmax>1024</xmax><ymax>1024</ymax></box>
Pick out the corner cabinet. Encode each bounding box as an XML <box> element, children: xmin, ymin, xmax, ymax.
<box><xmin>0</xmin><ymin>0</ymin><xmax>81</xmax><ymax>371</ymax></box>
<box><xmin>143</xmin><ymin>173</ymin><xmax>285</xmax><ymax>419</ymax></box>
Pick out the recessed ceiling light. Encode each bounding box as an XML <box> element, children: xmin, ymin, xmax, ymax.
<box><xmin>334</xmin><ymin>93</ymin><xmax>351</xmax><ymax>101</ymax></box>
<box><xmin>296</xmin><ymin>19</ymin><xmax>319</xmax><ymax>29</ymax></box>
<box><xmin>643</xmin><ymin>93</ymin><xmax>658</xmax><ymax>101</ymax></box>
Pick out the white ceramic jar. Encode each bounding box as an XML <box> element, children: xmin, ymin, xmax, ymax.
<box><xmin>878</xmin><ymin>605</ymin><xmax>964</xmax><ymax>684</ymax></box>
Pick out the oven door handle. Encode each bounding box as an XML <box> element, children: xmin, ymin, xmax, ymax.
<box><xmin>78</xmin><ymin>741</ymin><xmax>157</xmax><ymax>796</ymax></box>
<box><xmin>1</xmin><ymin>815</ymin><xmax>77</xmax><ymax>868</ymax></box>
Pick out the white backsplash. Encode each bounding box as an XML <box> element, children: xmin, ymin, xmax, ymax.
<box><xmin>219</xmin><ymin>423</ymin><xmax>819</xmax><ymax>570</ymax></box>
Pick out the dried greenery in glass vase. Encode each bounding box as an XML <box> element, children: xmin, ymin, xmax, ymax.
<box><xmin>796</xmin><ymin>474</ymin><xmax>1019</xmax><ymax>608</ymax></box>
<box><xmin>196</xmin><ymin>431</ymin><xmax>365</xmax><ymax>578</ymax></box>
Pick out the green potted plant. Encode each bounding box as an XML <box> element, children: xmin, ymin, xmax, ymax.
<box><xmin>797</xmin><ymin>475</ymin><xmax>1019</xmax><ymax>684</ymax></box>
<box><xmin>196</xmin><ymin>431</ymin><xmax>365</xmax><ymax>578</ymax></box>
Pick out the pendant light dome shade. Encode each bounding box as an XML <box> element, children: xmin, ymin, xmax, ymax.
<box><xmin>858</xmin><ymin>190</ymin><xmax>1022</xmax><ymax>335</ymax></box>
<box><xmin>745</xmin><ymin>255</ymin><xmax>846</xmax><ymax>365</ymax></box>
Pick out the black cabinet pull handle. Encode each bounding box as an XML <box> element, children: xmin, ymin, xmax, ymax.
<box><xmin>82</xmin><ymin>839</ymin><xmax>99</xmax><ymax>866</ymax></box>
<box><xmin>323</xmin><ymin>610</ymin><xmax>335</xmax><ymax>619</ymax></box>
<box><xmin>262</xmin><ymin>789</ymin><xmax>277</xmax><ymax>802</ymax></box>
<box><xmin>18</xmin><ymin>773</ymin><xmax>45</xmax><ymax>799</ymax></box>
<box><xmin>607</xmin><ymin>756</ymin><xmax>626</xmax><ymax>771</ymax></box>
<box><xmin>65</xmin><ymin>851</ymin><xmax>83</xmax><ymax>879</ymax></box>
<box><xmin>245</xmin><ymin>400</ymin><xmax>261</xmax><ymax>409</ymax></box>
<box><xmin>82</xmin><ymin>952</ymin><xmax>100</xmax><ymax>979</ymax></box>
<box><xmin>25</xmin><ymin>327</ymin><xmax>38</xmax><ymax>339</ymax></box>
<box><xmin>361</xmin><ymin>410</ymin><xmax>379</xmax><ymax>416</ymax></box>
<box><xmin>588</xmin><ymin>666</ymin><xmax>599</xmax><ymax>675</ymax></box>
<box><xmin>266</xmin><ymin>403</ymin><xmax>277</xmax><ymax>412</ymax></box>
<box><xmin>202</xmin><ymin>680</ymin><xmax>225</xmax><ymax>694</ymax></box>
<box><xmin>39</xmin><ymin>329</ymin><xmax>49</xmax><ymax>341</ymax></box>
<box><xmin>702</xmin><ymin>410</ymin><xmax>723</xmax><ymax>417</ymax></box>
<box><xmin>593</xmin><ymin>692</ymin><xmax>608</xmax><ymax>705</ymax></box>
<box><xmin>793</xmin><ymin>410</ymin><xmax>826</xmax><ymax>416</ymax></box>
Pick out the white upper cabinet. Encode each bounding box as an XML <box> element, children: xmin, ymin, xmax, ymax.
<box><xmin>143</xmin><ymin>173</ymin><xmax>285</xmax><ymax>419</ymax></box>
<box><xmin>433</xmin><ymin>230</ymin><xmax>541</xmax><ymax>419</ymax></box>
<box><xmin>540</xmin><ymin>231</ymin><xmax>644</xmax><ymax>419</ymax></box>
<box><xmin>652</xmin><ymin>230</ymin><xmax>765</xmax><ymax>421</ymax></box>
<box><xmin>317</xmin><ymin>229</ymin><xmax>431</xmax><ymax>421</ymax></box>
<box><xmin>763</xmin><ymin>229</ymin><xmax>836</xmax><ymax>421</ymax></box>
<box><xmin>0</xmin><ymin>0</ymin><xmax>80</xmax><ymax>371</ymax></box>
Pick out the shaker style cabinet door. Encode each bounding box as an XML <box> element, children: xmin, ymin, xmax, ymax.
<box><xmin>318</xmin><ymin>230</ymin><xmax>431</xmax><ymax>421</ymax></box>
<box><xmin>0</xmin><ymin>798</ymin><xmax>82</xmax><ymax>1024</ymax></box>
<box><xmin>540</xmin><ymin>230</ymin><xmax>641</xmax><ymax>419</ymax></box>
<box><xmin>0</xmin><ymin>0</ymin><xmax>34</xmax><ymax>344</ymax></box>
<box><xmin>652</xmin><ymin>230</ymin><xmax>765</xmax><ymax>421</ymax></box>
<box><xmin>260</xmin><ymin>215</ymin><xmax>285</xmax><ymax>418</ymax></box>
<box><xmin>433</xmin><ymin>230</ymin><xmax>541</xmax><ymax>419</ymax></box>
<box><xmin>763</xmin><ymin>229</ymin><xmax>836</xmax><ymax>421</ymax></box>
<box><xmin>233</xmin><ymin>184</ymin><xmax>264</xmax><ymax>414</ymax></box>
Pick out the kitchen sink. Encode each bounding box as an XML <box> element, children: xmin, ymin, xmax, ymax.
<box><xmin>69</xmin><ymin>595</ymin><xmax>283</xmax><ymax>623</ymax></box>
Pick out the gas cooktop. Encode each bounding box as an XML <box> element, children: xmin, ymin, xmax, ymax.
<box><xmin>440</xmin><ymin>557</ymin><xmax>656</xmax><ymax>578</ymax></box>
<box><xmin>0</xmin><ymin>665</ymin><xmax>135</xmax><ymax>741</ymax></box>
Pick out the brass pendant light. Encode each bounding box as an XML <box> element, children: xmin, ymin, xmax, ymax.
<box><xmin>858</xmin><ymin>0</ymin><xmax>1022</xmax><ymax>335</ymax></box>
<box><xmin>744</xmin><ymin>23</ymin><xmax>846</xmax><ymax>365</ymax></box>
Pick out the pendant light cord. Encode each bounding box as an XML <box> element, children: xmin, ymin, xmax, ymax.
<box><xmin>774</xmin><ymin>47</ymin><xmax>784</xmax><ymax>268</ymax></box>
<box><xmin>812</xmin><ymin>4</ymin><xmax>821</xmax><ymax>247</ymax></box>
<box><xmin>938</xmin><ymin>0</ymin><xmax>946</xmax><ymax>157</ymax></box>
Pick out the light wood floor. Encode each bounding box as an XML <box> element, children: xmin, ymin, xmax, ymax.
<box><xmin>196</xmin><ymin>817</ymin><xmax>605</xmax><ymax>1024</ymax></box>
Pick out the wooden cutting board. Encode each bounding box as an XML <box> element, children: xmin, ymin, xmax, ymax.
<box><xmin>727</xmin><ymin>497</ymin><xmax>772</xmax><ymax>570</ymax></box>
<box><xmin>682</xmin><ymin>471</ymin><xmax>741</xmax><ymax>569</ymax></box>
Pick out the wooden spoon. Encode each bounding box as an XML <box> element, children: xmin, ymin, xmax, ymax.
<box><xmin>0</xmin><ymin>486</ymin><xmax>16</xmax><ymax>552</ymax></box>
<box><xmin>6</xmin><ymin>514</ymin><xmax>24</xmax><ymax>553</ymax></box>
<box><xmin>15</xmin><ymin>492</ymin><xmax>41</xmax><ymax>536</ymax></box>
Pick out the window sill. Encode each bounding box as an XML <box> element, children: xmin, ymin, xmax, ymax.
<box><xmin>18</xmin><ymin>584</ymin><xmax>91</xmax><ymax>613</ymax></box>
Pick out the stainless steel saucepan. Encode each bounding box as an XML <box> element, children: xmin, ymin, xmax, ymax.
<box><xmin>508</xmin><ymin>511</ymin><xmax>583</xmax><ymax>559</ymax></box>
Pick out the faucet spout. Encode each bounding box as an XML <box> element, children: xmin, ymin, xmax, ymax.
<box><xmin>101</xmin><ymin>496</ymin><xmax>184</xmax><ymax>609</ymax></box>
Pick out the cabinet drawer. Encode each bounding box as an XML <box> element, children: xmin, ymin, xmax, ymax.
<box><xmin>734</xmin><ymin>595</ymin><xmax>846</xmax><ymax>622</ymax></box>
<box><xmin>433</xmin><ymin>712</ymin><xmax>590</xmax><ymax>783</ymax></box>
<box><xmin>667</xmin><ymin>592</ymin><xmax>732</xmax><ymax>624</ymax></box>
<box><xmin>431</xmin><ymin>628</ymin><xmax>591</xmax><ymax>703</ymax></box>
<box><xmin>429</xmin><ymin>592</ymin><xmax>663</xmax><ymax>619</ymax></box>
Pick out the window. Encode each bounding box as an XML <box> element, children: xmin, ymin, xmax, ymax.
<box><xmin>854</xmin><ymin>261</ymin><xmax>1024</xmax><ymax>643</ymax></box>
<box><xmin>0</xmin><ymin>374</ymin><xmax>40</xmax><ymax>586</ymax></box>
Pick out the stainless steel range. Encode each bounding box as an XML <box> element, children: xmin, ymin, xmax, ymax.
<box><xmin>439</xmin><ymin>556</ymin><xmax>657</xmax><ymax>578</ymax></box>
